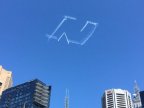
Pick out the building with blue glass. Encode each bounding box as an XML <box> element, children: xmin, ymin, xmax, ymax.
<box><xmin>140</xmin><ymin>91</ymin><xmax>144</xmax><ymax>108</ymax></box>
<box><xmin>0</xmin><ymin>79</ymin><xmax>51</xmax><ymax>108</ymax></box>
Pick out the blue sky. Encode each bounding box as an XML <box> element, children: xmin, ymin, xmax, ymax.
<box><xmin>0</xmin><ymin>0</ymin><xmax>144</xmax><ymax>108</ymax></box>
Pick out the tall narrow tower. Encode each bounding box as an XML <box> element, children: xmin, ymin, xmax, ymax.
<box><xmin>133</xmin><ymin>80</ymin><xmax>142</xmax><ymax>108</ymax></box>
<box><xmin>65</xmin><ymin>89</ymin><xmax>69</xmax><ymax>108</ymax></box>
<box><xmin>0</xmin><ymin>66</ymin><xmax>13</xmax><ymax>96</ymax></box>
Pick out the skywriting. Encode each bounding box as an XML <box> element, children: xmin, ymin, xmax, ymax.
<box><xmin>46</xmin><ymin>15</ymin><xmax>98</xmax><ymax>45</ymax></box>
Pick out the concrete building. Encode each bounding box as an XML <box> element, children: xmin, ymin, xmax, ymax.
<box><xmin>0</xmin><ymin>65</ymin><xmax>13</xmax><ymax>96</ymax></box>
<box><xmin>0</xmin><ymin>79</ymin><xmax>51</xmax><ymax>108</ymax></box>
<box><xmin>102</xmin><ymin>89</ymin><xmax>133</xmax><ymax>108</ymax></box>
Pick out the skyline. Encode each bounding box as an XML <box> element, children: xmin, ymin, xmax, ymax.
<box><xmin>0</xmin><ymin>65</ymin><xmax>144</xmax><ymax>108</ymax></box>
<box><xmin>0</xmin><ymin>0</ymin><xmax>144</xmax><ymax>108</ymax></box>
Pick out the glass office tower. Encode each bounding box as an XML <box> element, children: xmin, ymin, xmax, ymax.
<box><xmin>0</xmin><ymin>79</ymin><xmax>51</xmax><ymax>108</ymax></box>
<box><xmin>140</xmin><ymin>91</ymin><xmax>144</xmax><ymax>108</ymax></box>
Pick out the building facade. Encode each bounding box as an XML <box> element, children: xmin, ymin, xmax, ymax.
<box><xmin>0</xmin><ymin>65</ymin><xmax>13</xmax><ymax>96</ymax></box>
<box><xmin>0</xmin><ymin>79</ymin><xmax>51</xmax><ymax>108</ymax></box>
<box><xmin>102</xmin><ymin>89</ymin><xmax>133</xmax><ymax>108</ymax></box>
<box><xmin>133</xmin><ymin>81</ymin><xmax>142</xmax><ymax>108</ymax></box>
<box><xmin>140</xmin><ymin>91</ymin><xmax>144</xmax><ymax>108</ymax></box>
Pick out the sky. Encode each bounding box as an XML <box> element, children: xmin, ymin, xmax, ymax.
<box><xmin>0</xmin><ymin>0</ymin><xmax>144</xmax><ymax>108</ymax></box>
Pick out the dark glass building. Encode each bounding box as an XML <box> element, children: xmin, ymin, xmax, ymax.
<box><xmin>0</xmin><ymin>79</ymin><xmax>51</xmax><ymax>108</ymax></box>
<box><xmin>140</xmin><ymin>91</ymin><xmax>144</xmax><ymax>108</ymax></box>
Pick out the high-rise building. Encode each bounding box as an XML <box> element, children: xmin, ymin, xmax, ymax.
<box><xmin>102</xmin><ymin>89</ymin><xmax>133</xmax><ymax>108</ymax></box>
<box><xmin>140</xmin><ymin>91</ymin><xmax>144</xmax><ymax>108</ymax></box>
<box><xmin>0</xmin><ymin>65</ymin><xmax>13</xmax><ymax>96</ymax></box>
<box><xmin>132</xmin><ymin>81</ymin><xmax>142</xmax><ymax>108</ymax></box>
<box><xmin>0</xmin><ymin>79</ymin><xmax>51</xmax><ymax>108</ymax></box>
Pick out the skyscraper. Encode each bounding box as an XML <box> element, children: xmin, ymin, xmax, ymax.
<box><xmin>0</xmin><ymin>79</ymin><xmax>51</xmax><ymax>108</ymax></box>
<box><xmin>140</xmin><ymin>91</ymin><xmax>144</xmax><ymax>108</ymax></box>
<box><xmin>133</xmin><ymin>81</ymin><xmax>142</xmax><ymax>108</ymax></box>
<box><xmin>102</xmin><ymin>89</ymin><xmax>133</xmax><ymax>108</ymax></box>
<box><xmin>0</xmin><ymin>65</ymin><xmax>13</xmax><ymax>96</ymax></box>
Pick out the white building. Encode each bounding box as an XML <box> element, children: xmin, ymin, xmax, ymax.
<box><xmin>132</xmin><ymin>81</ymin><xmax>142</xmax><ymax>108</ymax></box>
<box><xmin>102</xmin><ymin>89</ymin><xmax>133</xmax><ymax>108</ymax></box>
<box><xmin>0</xmin><ymin>65</ymin><xmax>13</xmax><ymax>96</ymax></box>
